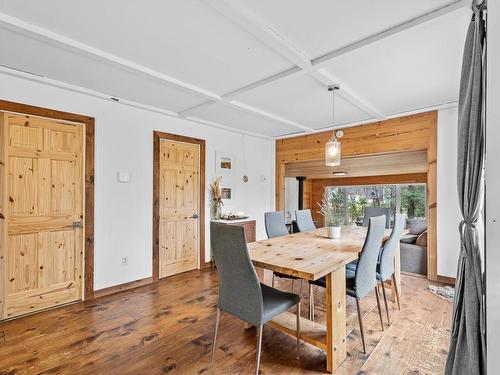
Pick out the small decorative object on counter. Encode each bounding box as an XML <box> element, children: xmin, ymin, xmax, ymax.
<box><xmin>221</xmin><ymin>212</ymin><xmax>249</xmax><ymax>220</ymax></box>
<box><xmin>318</xmin><ymin>189</ymin><xmax>344</xmax><ymax>239</ymax></box>
<box><xmin>210</xmin><ymin>176</ymin><xmax>223</xmax><ymax>220</ymax></box>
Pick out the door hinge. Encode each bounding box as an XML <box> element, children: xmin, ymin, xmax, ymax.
<box><xmin>191</xmin><ymin>213</ymin><xmax>199</xmax><ymax>219</ymax></box>
<box><xmin>73</xmin><ymin>221</ymin><xmax>82</xmax><ymax>228</ymax></box>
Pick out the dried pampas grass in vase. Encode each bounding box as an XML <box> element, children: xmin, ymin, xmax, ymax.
<box><xmin>210</xmin><ymin>176</ymin><xmax>223</xmax><ymax>220</ymax></box>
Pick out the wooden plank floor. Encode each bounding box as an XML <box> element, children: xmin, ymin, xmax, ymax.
<box><xmin>0</xmin><ymin>269</ymin><xmax>452</xmax><ymax>374</ymax></box>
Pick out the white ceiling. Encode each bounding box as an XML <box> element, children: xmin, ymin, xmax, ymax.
<box><xmin>0</xmin><ymin>0</ymin><xmax>470</xmax><ymax>138</ymax></box>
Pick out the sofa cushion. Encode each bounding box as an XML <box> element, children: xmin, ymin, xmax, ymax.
<box><xmin>415</xmin><ymin>230</ymin><xmax>428</xmax><ymax>247</ymax></box>
<box><xmin>407</xmin><ymin>219</ymin><xmax>427</xmax><ymax>235</ymax></box>
<box><xmin>400</xmin><ymin>234</ymin><xmax>419</xmax><ymax>244</ymax></box>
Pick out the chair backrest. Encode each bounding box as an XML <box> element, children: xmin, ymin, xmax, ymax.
<box><xmin>355</xmin><ymin>215</ymin><xmax>386</xmax><ymax>298</ymax></box>
<box><xmin>210</xmin><ymin>222</ymin><xmax>263</xmax><ymax>325</ymax></box>
<box><xmin>362</xmin><ymin>207</ymin><xmax>391</xmax><ymax>228</ymax></box>
<box><xmin>295</xmin><ymin>209</ymin><xmax>316</xmax><ymax>232</ymax></box>
<box><xmin>378</xmin><ymin>213</ymin><xmax>405</xmax><ymax>280</ymax></box>
<box><xmin>265</xmin><ymin>211</ymin><xmax>289</xmax><ymax>238</ymax></box>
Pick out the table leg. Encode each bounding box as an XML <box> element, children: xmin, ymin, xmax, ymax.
<box><xmin>326</xmin><ymin>266</ymin><xmax>347</xmax><ymax>373</ymax></box>
<box><xmin>392</xmin><ymin>241</ymin><xmax>402</xmax><ymax>302</ymax></box>
<box><xmin>255</xmin><ymin>266</ymin><xmax>265</xmax><ymax>283</ymax></box>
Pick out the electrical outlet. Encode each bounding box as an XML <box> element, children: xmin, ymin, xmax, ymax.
<box><xmin>121</xmin><ymin>257</ymin><xmax>128</xmax><ymax>265</ymax></box>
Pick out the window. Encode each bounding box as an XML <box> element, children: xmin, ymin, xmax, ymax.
<box><xmin>324</xmin><ymin>184</ymin><xmax>427</xmax><ymax>225</ymax></box>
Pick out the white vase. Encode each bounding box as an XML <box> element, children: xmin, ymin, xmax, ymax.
<box><xmin>327</xmin><ymin>226</ymin><xmax>341</xmax><ymax>239</ymax></box>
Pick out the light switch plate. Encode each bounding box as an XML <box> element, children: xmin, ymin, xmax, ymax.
<box><xmin>118</xmin><ymin>171</ymin><xmax>130</xmax><ymax>182</ymax></box>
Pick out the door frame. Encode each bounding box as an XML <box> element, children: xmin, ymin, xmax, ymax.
<box><xmin>0</xmin><ymin>99</ymin><xmax>95</xmax><ymax>303</ymax></box>
<box><xmin>152</xmin><ymin>131</ymin><xmax>206</xmax><ymax>282</ymax></box>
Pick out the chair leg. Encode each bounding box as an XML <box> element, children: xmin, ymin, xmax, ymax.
<box><xmin>381</xmin><ymin>280</ymin><xmax>391</xmax><ymax>326</ymax></box>
<box><xmin>292</xmin><ymin>279</ymin><xmax>295</xmax><ymax>292</ymax></box>
<box><xmin>308</xmin><ymin>283</ymin><xmax>315</xmax><ymax>321</ymax></box>
<box><xmin>299</xmin><ymin>280</ymin><xmax>304</xmax><ymax>295</ymax></box>
<box><xmin>255</xmin><ymin>324</ymin><xmax>263</xmax><ymax>375</ymax></box>
<box><xmin>355</xmin><ymin>298</ymin><xmax>366</xmax><ymax>354</ymax></box>
<box><xmin>272</xmin><ymin>274</ymin><xmax>275</xmax><ymax>288</ymax></box>
<box><xmin>296</xmin><ymin>301</ymin><xmax>301</xmax><ymax>359</ymax></box>
<box><xmin>392</xmin><ymin>273</ymin><xmax>401</xmax><ymax>310</ymax></box>
<box><xmin>374</xmin><ymin>286</ymin><xmax>384</xmax><ymax>331</ymax></box>
<box><xmin>211</xmin><ymin>307</ymin><xmax>221</xmax><ymax>363</ymax></box>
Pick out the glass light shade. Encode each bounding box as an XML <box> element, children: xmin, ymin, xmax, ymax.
<box><xmin>325</xmin><ymin>139</ymin><xmax>341</xmax><ymax>166</ymax></box>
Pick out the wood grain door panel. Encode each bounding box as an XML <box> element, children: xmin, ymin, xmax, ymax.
<box><xmin>2</xmin><ymin>113</ymin><xmax>84</xmax><ymax>319</ymax></box>
<box><xmin>7</xmin><ymin>233</ymin><xmax>38</xmax><ymax>293</ymax></box>
<box><xmin>8</xmin><ymin>157</ymin><xmax>36</xmax><ymax>216</ymax></box>
<box><xmin>159</xmin><ymin>140</ymin><xmax>199</xmax><ymax>278</ymax></box>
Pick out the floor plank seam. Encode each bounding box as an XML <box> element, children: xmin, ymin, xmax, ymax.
<box><xmin>128</xmin><ymin>312</ymin><xmax>138</xmax><ymax>321</ymax></box>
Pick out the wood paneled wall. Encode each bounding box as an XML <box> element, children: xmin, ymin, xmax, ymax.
<box><xmin>303</xmin><ymin>180</ymin><xmax>312</xmax><ymax>210</ymax></box>
<box><xmin>276</xmin><ymin>111</ymin><xmax>438</xmax><ymax>280</ymax></box>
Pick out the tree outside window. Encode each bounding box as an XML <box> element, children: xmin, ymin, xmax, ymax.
<box><xmin>324</xmin><ymin>183</ymin><xmax>426</xmax><ymax>226</ymax></box>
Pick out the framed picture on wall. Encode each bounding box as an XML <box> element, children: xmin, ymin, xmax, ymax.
<box><xmin>221</xmin><ymin>187</ymin><xmax>232</xmax><ymax>200</ymax></box>
<box><xmin>216</xmin><ymin>151</ymin><xmax>235</xmax><ymax>176</ymax></box>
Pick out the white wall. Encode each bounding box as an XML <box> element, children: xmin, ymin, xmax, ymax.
<box><xmin>486</xmin><ymin>1</ymin><xmax>500</xmax><ymax>371</ymax></box>
<box><xmin>437</xmin><ymin>106</ymin><xmax>462</xmax><ymax>277</ymax></box>
<box><xmin>0</xmin><ymin>73</ymin><xmax>275</xmax><ymax>290</ymax></box>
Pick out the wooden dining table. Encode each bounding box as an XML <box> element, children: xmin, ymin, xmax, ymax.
<box><xmin>247</xmin><ymin>225</ymin><xmax>400</xmax><ymax>373</ymax></box>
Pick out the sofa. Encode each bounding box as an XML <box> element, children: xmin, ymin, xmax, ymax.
<box><xmin>400</xmin><ymin>219</ymin><xmax>427</xmax><ymax>275</ymax></box>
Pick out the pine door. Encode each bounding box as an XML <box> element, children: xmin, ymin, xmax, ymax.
<box><xmin>1</xmin><ymin>113</ymin><xmax>84</xmax><ymax>319</ymax></box>
<box><xmin>159</xmin><ymin>139</ymin><xmax>200</xmax><ymax>278</ymax></box>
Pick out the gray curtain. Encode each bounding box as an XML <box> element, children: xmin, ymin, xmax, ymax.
<box><xmin>445</xmin><ymin>2</ymin><xmax>486</xmax><ymax>374</ymax></box>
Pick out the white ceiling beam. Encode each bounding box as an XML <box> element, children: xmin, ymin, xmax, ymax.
<box><xmin>0</xmin><ymin>10</ymin><xmax>312</xmax><ymax>133</ymax></box>
<box><xmin>222</xmin><ymin>66</ymin><xmax>301</xmax><ymax>100</ymax></box>
<box><xmin>0</xmin><ymin>66</ymin><xmax>276</xmax><ymax>140</ymax></box>
<box><xmin>215</xmin><ymin>0</ymin><xmax>467</xmax><ymax>99</ymax></box>
<box><xmin>203</xmin><ymin>0</ymin><xmax>387</xmax><ymax>120</ymax></box>
<box><xmin>185</xmin><ymin>116</ymin><xmax>273</xmax><ymax>140</ymax></box>
<box><xmin>0</xmin><ymin>0</ymin><xmax>466</xmax><ymax>138</ymax></box>
<box><xmin>204</xmin><ymin>0</ymin><xmax>311</xmax><ymax>70</ymax></box>
<box><xmin>310</xmin><ymin>69</ymin><xmax>385</xmax><ymax>120</ymax></box>
<box><xmin>178</xmin><ymin>100</ymin><xmax>215</xmax><ymax>117</ymax></box>
<box><xmin>311</xmin><ymin>0</ymin><xmax>467</xmax><ymax>69</ymax></box>
<box><xmin>276</xmin><ymin>100</ymin><xmax>459</xmax><ymax>139</ymax></box>
<box><xmin>0</xmin><ymin>12</ymin><xmax>222</xmax><ymax>102</ymax></box>
<box><xmin>178</xmin><ymin>96</ymin><xmax>312</xmax><ymax>132</ymax></box>
<box><xmin>224</xmin><ymin>100</ymin><xmax>312</xmax><ymax>131</ymax></box>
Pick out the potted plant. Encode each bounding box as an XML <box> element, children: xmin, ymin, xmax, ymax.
<box><xmin>210</xmin><ymin>176</ymin><xmax>223</xmax><ymax>220</ymax></box>
<box><xmin>318</xmin><ymin>189</ymin><xmax>344</xmax><ymax>238</ymax></box>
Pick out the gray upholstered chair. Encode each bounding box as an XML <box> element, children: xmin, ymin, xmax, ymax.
<box><xmin>377</xmin><ymin>213</ymin><xmax>405</xmax><ymax>324</ymax></box>
<box><xmin>346</xmin><ymin>213</ymin><xmax>405</xmax><ymax>325</ymax></box>
<box><xmin>362</xmin><ymin>207</ymin><xmax>391</xmax><ymax>228</ymax></box>
<box><xmin>210</xmin><ymin>222</ymin><xmax>301</xmax><ymax>374</ymax></box>
<box><xmin>309</xmin><ymin>216</ymin><xmax>386</xmax><ymax>353</ymax></box>
<box><xmin>265</xmin><ymin>211</ymin><xmax>289</xmax><ymax>238</ymax></box>
<box><xmin>265</xmin><ymin>211</ymin><xmax>303</xmax><ymax>292</ymax></box>
<box><xmin>295</xmin><ymin>209</ymin><xmax>316</xmax><ymax>232</ymax></box>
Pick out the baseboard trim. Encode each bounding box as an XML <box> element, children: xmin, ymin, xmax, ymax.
<box><xmin>93</xmin><ymin>265</ymin><xmax>213</xmax><ymax>299</ymax></box>
<box><xmin>436</xmin><ymin>275</ymin><xmax>456</xmax><ymax>285</ymax></box>
<box><xmin>93</xmin><ymin>277</ymin><xmax>154</xmax><ymax>299</ymax></box>
<box><xmin>402</xmin><ymin>271</ymin><xmax>427</xmax><ymax>279</ymax></box>
<box><xmin>201</xmin><ymin>261</ymin><xmax>213</xmax><ymax>269</ymax></box>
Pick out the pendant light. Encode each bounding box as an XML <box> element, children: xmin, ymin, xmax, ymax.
<box><xmin>325</xmin><ymin>84</ymin><xmax>343</xmax><ymax>166</ymax></box>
